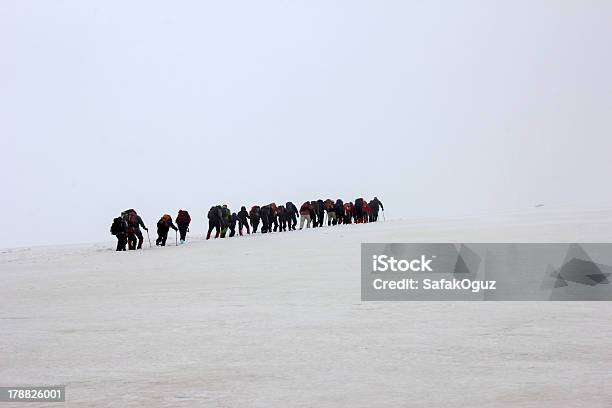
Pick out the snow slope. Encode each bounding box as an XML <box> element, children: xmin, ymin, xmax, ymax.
<box><xmin>1</xmin><ymin>208</ymin><xmax>612</xmax><ymax>407</ymax></box>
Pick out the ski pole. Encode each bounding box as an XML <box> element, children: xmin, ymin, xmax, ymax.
<box><xmin>175</xmin><ymin>230</ymin><xmax>178</xmax><ymax>246</ymax></box>
<box><xmin>146</xmin><ymin>229</ymin><xmax>152</xmax><ymax>248</ymax></box>
<box><xmin>382</xmin><ymin>210</ymin><xmax>386</xmax><ymax>221</ymax></box>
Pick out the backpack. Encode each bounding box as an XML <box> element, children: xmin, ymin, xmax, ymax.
<box><xmin>208</xmin><ymin>207</ymin><xmax>218</xmax><ymax>220</ymax></box>
<box><xmin>177</xmin><ymin>210</ymin><xmax>191</xmax><ymax>225</ymax></box>
<box><xmin>222</xmin><ymin>207</ymin><xmax>231</xmax><ymax>221</ymax></box>
<box><xmin>355</xmin><ymin>198</ymin><xmax>364</xmax><ymax>209</ymax></box>
<box><xmin>127</xmin><ymin>210</ymin><xmax>138</xmax><ymax>227</ymax></box>
<box><xmin>110</xmin><ymin>217</ymin><xmax>125</xmax><ymax>235</ymax></box>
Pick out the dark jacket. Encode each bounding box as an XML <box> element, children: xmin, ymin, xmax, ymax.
<box><xmin>372</xmin><ymin>197</ymin><xmax>384</xmax><ymax>211</ymax></box>
<box><xmin>111</xmin><ymin>217</ymin><xmax>127</xmax><ymax>236</ymax></box>
<box><xmin>277</xmin><ymin>206</ymin><xmax>287</xmax><ymax>220</ymax></box>
<box><xmin>136</xmin><ymin>215</ymin><xmax>147</xmax><ymax>230</ymax></box>
<box><xmin>286</xmin><ymin>202</ymin><xmax>298</xmax><ymax>217</ymax></box>
<box><xmin>238</xmin><ymin>207</ymin><xmax>250</xmax><ymax>222</ymax></box>
<box><xmin>249</xmin><ymin>206</ymin><xmax>261</xmax><ymax>221</ymax></box>
<box><xmin>260</xmin><ymin>205</ymin><xmax>271</xmax><ymax>219</ymax></box>
<box><xmin>335</xmin><ymin>199</ymin><xmax>344</xmax><ymax>215</ymax></box>
<box><xmin>157</xmin><ymin>215</ymin><xmax>178</xmax><ymax>232</ymax></box>
<box><xmin>208</xmin><ymin>206</ymin><xmax>224</xmax><ymax>225</ymax></box>
<box><xmin>316</xmin><ymin>200</ymin><xmax>325</xmax><ymax>215</ymax></box>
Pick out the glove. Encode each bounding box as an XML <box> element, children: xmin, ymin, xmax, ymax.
<box><xmin>187</xmin><ymin>228</ymin><xmax>190</xmax><ymax>232</ymax></box>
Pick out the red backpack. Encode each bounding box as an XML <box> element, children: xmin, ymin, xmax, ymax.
<box><xmin>176</xmin><ymin>210</ymin><xmax>191</xmax><ymax>225</ymax></box>
<box><xmin>127</xmin><ymin>211</ymin><xmax>138</xmax><ymax>227</ymax></box>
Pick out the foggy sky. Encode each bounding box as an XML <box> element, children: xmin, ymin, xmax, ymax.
<box><xmin>2</xmin><ymin>0</ymin><xmax>611</xmax><ymax>247</ymax></box>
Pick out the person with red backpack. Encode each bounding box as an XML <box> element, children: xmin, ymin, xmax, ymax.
<box><xmin>175</xmin><ymin>210</ymin><xmax>191</xmax><ymax>244</ymax></box>
<box><xmin>299</xmin><ymin>201</ymin><xmax>313</xmax><ymax>229</ymax></box>
<box><xmin>362</xmin><ymin>201</ymin><xmax>370</xmax><ymax>223</ymax></box>
<box><xmin>344</xmin><ymin>202</ymin><xmax>354</xmax><ymax>224</ymax></box>
<box><xmin>354</xmin><ymin>198</ymin><xmax>366</xmax><ymax>223</ymax></box>
<box><xmin>269</xmin><ymin>203</ymin><xmax>279</xmax><ymax>232</ymax></box>
<box><xmin>121</xmin><ymin>209</ymin><xmax>148</xmax><ymax>250</ymax></box>
<box><xmin>249</xmin><ymin>206</ymin><xmax>261</xmax><ymax>233</ymax></box>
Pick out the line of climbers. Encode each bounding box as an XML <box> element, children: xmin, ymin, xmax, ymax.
<box><xmin>110</xmin><ymin>209</ymin><xmax>191</xmax><ymax>251</ymax></box>
<box><xmin>205</xmin><ymin>197</ymin><xmax>384</xmax><ymax>239</ymax></box>
<box><xmin>110</xmin><ymin>197</ymin><xmax>383</xmax><ymax>251</ymax></box>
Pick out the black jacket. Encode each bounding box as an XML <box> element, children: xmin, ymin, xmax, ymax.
<box><xmin>335</xmin><ymin>199</ymin><xmax>344</xmax><ymax>214</ymax></box>
<box><xmin>316</xmin><ymin>200</ymin><xmax>325</xmax><ymax>215</ymax></box>
<box><xmin>238</xmin><ymin>208</ymin><xmax>250</xmax><ymax>222</ymax></box>
<box><xmin>111</xmin><ymin>217</ymin><xmax>127</xmax><ymax>236</ymax></box>
<box><xmin>372</xmin><ymin>197</ymin><xmax>384</xmax><ymax>211</ymax></box>
<box><xmin>208</xmin><ymin>206</ymin><xmax>224</xmax><ymax>225</ymax></box>
<box><xmin>286</xmin><ymin>202</ymin><xmax>298</xmax><ymax>216</ymax></box>
<box><xmin>260</xmin><ymin>205</ymin><xmax>271</xmax><ymax>222</ymax></box>
<box><xmin>157</xmin><ymin>218</ymin><xmax>178</xmax><ymax>232</ymax></box>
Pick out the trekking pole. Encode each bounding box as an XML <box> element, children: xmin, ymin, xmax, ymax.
<box><xmin>146</xmin><ymin>230</ymin><xmax>152</xmax><ymax>248</ymax></box>
<box><xmin>382</xmin><ymin>210</ymin><xmax>386</xmax><ymax>221</ymax></box>
<box><xmin>175</xmin><ymin>230</ymin><xmax>178</xmax><ymax>246</ymax></box>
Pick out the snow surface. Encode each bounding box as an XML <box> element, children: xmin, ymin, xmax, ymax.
<box><xmin>1</xmin><ymin>208</ymin><xmax>612</xmax><ymax>407</ymax></box>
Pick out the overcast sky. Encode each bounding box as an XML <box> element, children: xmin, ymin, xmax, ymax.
<box><xmin>1</xmin><ymin>1</ymin><xmax>611</xmax><ymax>247</ymax></box>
